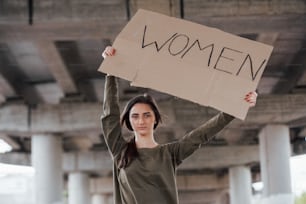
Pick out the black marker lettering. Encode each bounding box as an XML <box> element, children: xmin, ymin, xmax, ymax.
<box><xmin>181</xmin><ymin>40</ymin><xmax>214</xmax><ymax>67</ymax></box>
<box><xmin>214</xmin><ymin>47</ymin><xmax>242</xmax><ymax>74</ymax></box>
<box><xmin>142</xmin><ymin>25</ymin><xmax>178</xmax><ymax>52</ymax></box>
<box><xmin>236</xmin><ymin>54</ymin><xmax>267</xmax><ymax>81</ymax></box>
<box><xmin>168</xmin><ymin>34</ymin><xmax>190</xmax><ymax>56</ymax></box>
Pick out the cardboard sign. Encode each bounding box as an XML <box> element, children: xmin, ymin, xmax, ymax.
<box><xmin>98</xmin><ymin>9</ymin><xmax>273</xmax><ymax>120</ymax></box>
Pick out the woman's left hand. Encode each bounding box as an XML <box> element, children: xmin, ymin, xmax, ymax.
<box><xmin>244</xmin><ymin>91</ymin><xmax>257</xmax><ymax>107</ymax></box>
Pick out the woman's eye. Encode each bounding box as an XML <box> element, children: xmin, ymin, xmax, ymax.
<box><xmin>131</xmin><ymin>115</ymin><xmax>138</xmax><ymax>119</ymax></box>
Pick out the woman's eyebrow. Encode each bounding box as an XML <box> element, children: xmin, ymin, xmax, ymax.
<box><xmin>143</xmin><ymin>112</ymin><xmax>152</xmax><ymax>115</ymax></box>
<box><xmin>131</xmin><ymin>112</ymin><xmax>151</xmax><ymax>116</ymax></box>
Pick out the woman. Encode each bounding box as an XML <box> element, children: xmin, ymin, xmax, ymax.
<box><xmin>101</xmin><ymin>46</ymin><xmax>257</xmax><ymax>204</ymax></box>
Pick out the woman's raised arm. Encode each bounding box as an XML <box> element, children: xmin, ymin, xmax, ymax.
<box><xmin>100</xmin><ymin>47</ymin><xmax>127</xmax><ymax>158</ymax></box>
<box><xmin>167</xmin><ymin>91</ymin><xmax>258</xmax><ymax>166</ymax></box>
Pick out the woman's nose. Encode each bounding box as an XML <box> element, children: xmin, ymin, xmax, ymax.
<box><xmin>138</xmin><ymin>116</ymin><xmax>144</xmax><ymax>124</ymax></box>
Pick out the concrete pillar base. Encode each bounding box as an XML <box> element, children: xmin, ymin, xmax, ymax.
<box><xmin>32</xmin><ymin>134</ymin><xmax>63</xmax><ymax>204</ymax></box>
<box><xmin>259</xmin><ymin>125</ymin><xmax>292</xmax><ymax>196</ymax></box>
<box><xmin>229</xmin><ymin>166</ymin><xmax>252</xmax><ymax>204</ymax></box>
<box><xmin>92</xmin><ymin>193</ymin><xmax>110</xmax><ymax>204</ymax></box>
<box><xmin>258</xmin><ymin>193</ymin><xmax>294</xmax><ymax>204</ymax></box>
<box><xmin>68</xmin><ymin>172</ymin><xmax>90</xmax><ymax>204</ymax></box>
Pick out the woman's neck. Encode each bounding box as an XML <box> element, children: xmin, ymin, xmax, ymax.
<box><xmin>135</xmin><ymin>134</ymin><xmax>158</xmax><ymax>149</ymax></box>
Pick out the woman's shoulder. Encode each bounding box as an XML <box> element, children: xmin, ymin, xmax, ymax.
<box><xmin>159</xmin><ymin>142</ymin><xmax>180</xmax><ymax>153</ymax></box>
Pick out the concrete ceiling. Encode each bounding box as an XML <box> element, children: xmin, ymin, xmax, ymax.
<box><xmin>0</xmin><ymin>0</ymin><xmax>306</xmax><ymax>201</ymax></box>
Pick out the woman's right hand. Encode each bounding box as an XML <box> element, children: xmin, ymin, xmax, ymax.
<box><xmin>102</xmin><ymin>46</ymin><xmax>116</xmax><ymax>59</ymax></box>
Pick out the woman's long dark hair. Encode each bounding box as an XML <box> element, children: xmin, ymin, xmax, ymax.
<box><xmin>118</xmin><ymin>94</ymin><xmax>162</xmax><ymax>169</ymax></box>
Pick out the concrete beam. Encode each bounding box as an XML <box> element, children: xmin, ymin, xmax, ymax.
<box><xmin>5</xmin><ymin>42</ymin><xmax>49</xmax><ymax>104</ymax></box>
<box><xmin>0</xmin><ymin>104</ymin><xmax>29</xmax><ymax>133</ymax></box>
<box><xmin>65</xmin><ymin>136</ymin><xmax>95</xmax><ymax>151</ymax></box>
<box><xmin>128</xmin><ymin>0</ymin><xmax>181</xmax><ymax>18</ymax></box>
<box><xmin>1</xmin><ymin>94</ymin><xmax>306</xmax><ymax>134</ymax></box>
<box><xmin>0</xmin><ymin>94</ymin><xmax>5</xmax><ymax>104</ymax></box>
<box><xmin>0</xmin><ymin>73</ymin><xmax>15</xmax><ymax>102</ymax></box>
<box><xmin>0</xmin><ymin>0</ymin><xmax>128</xmax><ymax>28</ymax></box>
<box><xmin>0</xmin><ymin>134</ymin><xmax>20</xmax><ymax>150</ymax></box>
<box><xmin>184</xmin><ymin>0</ymin><xmax>306</xmax><ymax>17</ymax></box>
<box><xmin>0</xmin><ymin>152</ymin><xmax>31</xmax><ymax>166</ymax></box>
<box><xmin>33</xmin><ymin>82</ymin><xmax>64</xmax><ymax>104</ymax></box>
<box><xmin>1</xmin><ymin>13</ymin><xmax>305</xmax><ymax>42</ymax></box>
<box><xmin>180</xmin><ymin>146</ymin><xmax>259</xmax><ymax>170</ymax></box>
<box><xmin>63</xmin><ymin>145</ymin><xmax>259</xmax><ymax>172</ymax></box>
<box><xmin>0</xmin><ymin>102</ymin><xmax>104</xmax><ymax>134</ymax></box>
<box><xmin>186</xmin><ymin>14</ymin><xmax>306</xmax><ymax>35</ymax></box>
<box><xmin>0</xmin><ymin>145</ymin><xmax>259</xmax><ymax>172</ymax></box>
<box><xmin>35</xmin><ymin>40</ymin><xmax>78</xmax><ymax>94</ymax></box>
<box><xmin>63</xmin><ymin>150</ymin><xmax>112</xmax><ymax>174</ymax></box>
<box><xmin>0</xmin><ymin>21</ymin><xmax>126</xmax><ymax>42</ymax></box>
<box><xmin>256</xmin><ymin>33</ymin><xmax>279</xmax><ymax>46</ymax></box>
<box><xmin>245</xmin><ymin>94</ymin><xmax>306</xmax><ymax>124</ymax></box>
<box><xmin>299</xmin><ymin>127</ymin><xmax>306</xmax><ymax>137</ymax></box>
<box><xmin>273</xmin><ymin>43</ymin><xmax>306</xmax><ymax>94</ymax></box>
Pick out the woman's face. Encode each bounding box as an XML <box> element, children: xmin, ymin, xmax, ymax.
<box><xmin>129</xmin><ymin>103</ymin><xmax>156</xmax><ymax>136</ymax></box>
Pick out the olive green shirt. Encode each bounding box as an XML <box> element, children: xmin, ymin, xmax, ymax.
<box><xmin>101</xmin><ymin>76</ymin><xmax>234</xmax><ymax>204</ymax></box>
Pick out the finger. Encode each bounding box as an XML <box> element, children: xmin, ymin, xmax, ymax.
<box><xmin>106</xmin><ymin>48</ymin><xmax>115</xmax><ymax>56</ymax></box>
<box><xmin>246</xmin><ymin>99</ymin><xmax>255</xmax><ymax>104</ymax></box>
<box><xmin>244</xmin><ymin>97</ymin><xmax>256</xmax><ymax>103</ymax></box>
<box><xmin>249</xmin><ymin>103</ymin><xmax>255</xmax><ymax>107</ymax></box>
<box><xmin>250</xmin><ymin>92</ymin><xmax>258</xmax><ymax>100</ymax></box>
<box><xmin>247</xmin><ymin>96</ymin><xmax>255</xmax><ymax>101</ymax></box>
<box><xmin>102</xmin><ymin>46</ymin><xmax>113</xmax><ymax>58</ymax></box>
<box><xmin>245</xmin><ymin>93</ymin><xmax>251</xmax><ymax>99</ymax></box>
<box><xmin>108</xmin><ymin>47</ymin><xmax>115</xmax><ymax>55</ymax></box>
<box><xmin>111</xmin><ymin>48</ymin><xmax>116</xmax><ymax>55</ymax></box>
<box><xmin>246</xmin><ymin>91</ymin><xmax>257</xmax><ymax>97</ymax></box>
<box><xmin>102</xmin><ymin>52</ymin><xmax>108</xmax><ymax>58</ymax></box>
<box><xmin>245</xmin><ymin>92</ymin><xmax>257</xmax><ymax>101</ymax></box>
<box><xmin>103</xmin><ymin>50</ymin><xmax>114</xmax><ymax>58</ymax></box>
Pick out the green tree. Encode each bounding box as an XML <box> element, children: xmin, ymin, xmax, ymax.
<box><xmin>295</xmin><ymin>192</ymin><xmax>306</xmax><ymax>204</ymax></box>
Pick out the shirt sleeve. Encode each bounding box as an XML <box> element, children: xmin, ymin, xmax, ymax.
<box><xmin>167</xmin><ymin>112</ymin><xmax>235</xmax><ymax>166</ymax></box>
<box><xmin>101</xmin><ymin>75</ymin><xmax>127</xmax><ymax>159</ymax></box>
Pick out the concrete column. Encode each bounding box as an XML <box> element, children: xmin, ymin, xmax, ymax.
<box><xmin>92</xmin><ymin>193</ymin><xmax>110</xmax><ymax>204</ymax></box>
<box><xmin>68</xmin><ymin>172</ymin><xmax>91</xmax><ymax>204</ymax></box>
<box><xmin>107</xmin><ymin>194</ymin><xmax>113</xmax><ymax>204</ymax></box>
<box><xmin>259</xmin><ymin>125</ymin><xmax>294</xmax><ymax>203</ymax></box>
<box><xmin>31</xmin><ymin>134</ymin><xmax>63</xmax><ymax>204</ymax></box>
<box><xmin>229</xmin><ymin>166</ymin><xmax>252</xmax><ymax>204</ymax></box>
